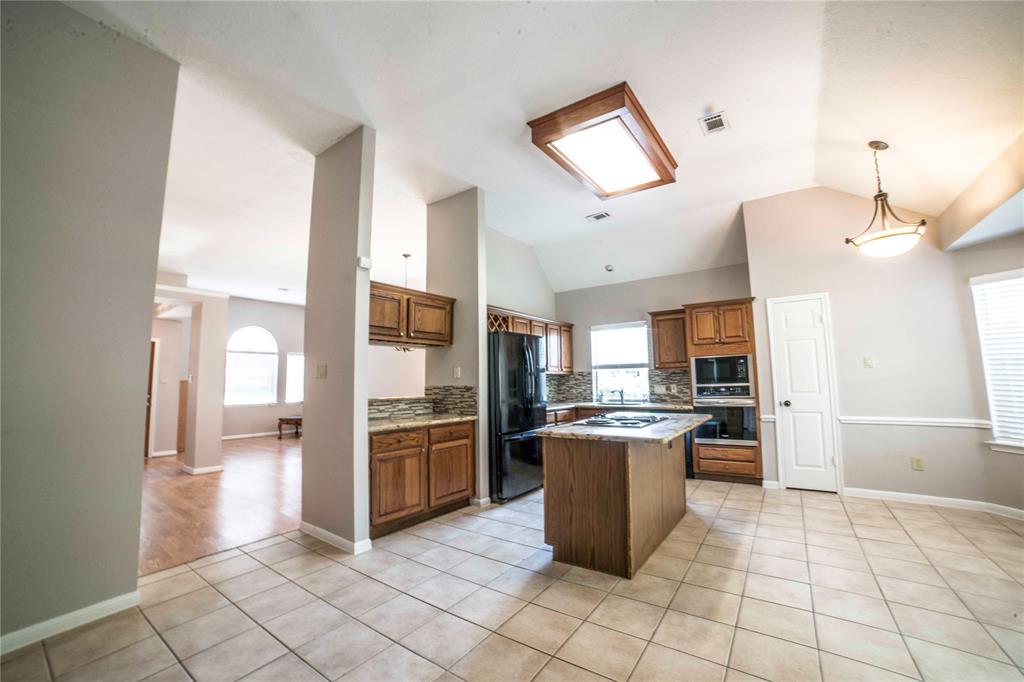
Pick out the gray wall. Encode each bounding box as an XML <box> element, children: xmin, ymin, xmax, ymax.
<box><xmin>486</xmin><ymin>227</ymin><xmax>556</xmax><ymax>319</ymax></box>
<box><xmin>555</xmin><ymin>264</ymin><xmax>752</xmax><ymax>370</ymax></box>
<box><xmin>151</xmin><ymin>319</ymin><xmax>186</xmax><ymax>454</ymax></box>
<box><xmin>1</xmin><ymin>1</ymin><xmax>179</xmax><ymax>636</ymax></box>
<box><xmin>222</xmin><ymin>297</ymin><xmax>306</xmax><ymax>437</ymax></box>
<box><xmin>302</xmin><ymin>126</ymin><xmax>375</xmax><ymax>546</ymax></box>
<box><xmin>744</xmin><ymin>186</ymin><xmax>1024</xmax><ymax>508</ymax></box>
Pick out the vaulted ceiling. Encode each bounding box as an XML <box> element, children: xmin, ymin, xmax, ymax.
<box><xmin>72</xmin><ymin>1</ymin><xmax>1023</xmax><ymax>297</ymax></box>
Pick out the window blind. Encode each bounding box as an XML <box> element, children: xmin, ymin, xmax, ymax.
<box><xmin>970</xmin><ymin>269</ymin><xmax>1024</xmax><ymax>447</ymax></box>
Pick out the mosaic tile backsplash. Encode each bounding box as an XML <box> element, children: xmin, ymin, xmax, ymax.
<box><xmin>546</xmin><ymin>368</ymin><xmax>692</xmax><ymax>404</ymax></box>
<box><xmin>425</xmin><ymin>385</ymin><xmax>478</xmax><ymax>416</ymax></box>
<box><xmin>367</xmin><ymin>396</ymin><xmax>435</xmax><ymax>420</ymax></box>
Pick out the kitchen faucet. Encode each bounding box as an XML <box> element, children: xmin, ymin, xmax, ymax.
<box><xmin>612</xmin><ymin>389</ymin><xmax>624</xmax><ymax>404</ymax></box>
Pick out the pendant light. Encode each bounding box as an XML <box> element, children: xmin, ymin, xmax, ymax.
<box><xmin>394</xmin><ymin>253</ymin><xmax>414</xmax><ymax>353</ymax></box>
<box><xmin>845</xmin><ymin>141</ymin><xmax>926</xmax><ymax>258</ymax></box>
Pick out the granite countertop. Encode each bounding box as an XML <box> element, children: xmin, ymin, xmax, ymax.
<box><xmin>368</xmin><ymin>413</ymin><xmax>477</xmax><ymax>433</ymax></box>
<box><xmin>546</xmin><ymin>401</ymin><xmax>693</xmax><ymax>412</ymax></box>
<box><xmin>537</xmin><ymin>413</ymin><xmax>711</xmax><ymax>444</ymax></box>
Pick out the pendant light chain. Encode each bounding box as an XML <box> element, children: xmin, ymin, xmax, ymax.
<box><xmin>874</xmin><ymin>148</ymin><xmax>882</xmax><ymax>194</ymax></box>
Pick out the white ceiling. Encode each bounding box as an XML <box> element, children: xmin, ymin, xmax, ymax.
<box><xmin>72</xmin><ymin>1</ymin><xmax>1023</xmax><ymax>296</ymax></box>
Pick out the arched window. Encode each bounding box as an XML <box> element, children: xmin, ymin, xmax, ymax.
<box><xmin>224</xmin><ymin>326</ymin><xmax>279</xmax><ymax>405</ymax></box>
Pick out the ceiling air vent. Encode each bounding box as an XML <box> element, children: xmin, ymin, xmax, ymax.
<box><xmin>699</xmin><ymin>111</ymin><xmax>729</xmax><ymax>135</ymax></box>
<box><xmin>586</xmin><ymin>211</ymin><xmax>611</xmax><ymax>222</ymax></box>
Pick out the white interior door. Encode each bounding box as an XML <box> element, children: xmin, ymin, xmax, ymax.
<box><xmin>768</xmin><ymin>295</ymin><xmax>838</xmax><ymax>492</ymax></box>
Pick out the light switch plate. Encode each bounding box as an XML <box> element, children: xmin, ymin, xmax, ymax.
<box><xmin>316</xmin><ymin>363</ymin><xmax>328</xmax><ymax>379</ymax></box>
<box><xmin>910</xmin><ymin>457</ymin><xmax>925</xmax><ymax>471</ymax></box>
<box><xmin>452</xmin><ymin>366</ymin><xmax>462</xmax><ymax>379</ymax></box>
<box><xmin>863</xmin><ymin>356</ymin><xmax>875</xmax><ymax>368</ymax></box>
<box><xmin>356</xmin><ymin>256</ymin><xmax>372</xmax><ymax>270</ymax></box>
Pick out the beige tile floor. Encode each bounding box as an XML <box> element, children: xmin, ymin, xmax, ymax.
<box><xmin>4</xmin><ymin>480</ymin><xmax>1024</xmax><ymax>682</ymax></box>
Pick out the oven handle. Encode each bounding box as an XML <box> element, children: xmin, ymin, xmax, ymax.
<box><xmin>693</xmin><ymin>399</ymin><xmax>757</xmax><ymax>406</ymax></box>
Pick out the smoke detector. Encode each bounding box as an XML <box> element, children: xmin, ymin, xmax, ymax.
<box><xmin>586</xmin><ymin>211</ymin><xmax>612</xmax><ymax>223</ymax></box>
<box><xmin>699</xmin><ymin>111</ymin><xmax>729</xmax><ymax>135</ymax></box>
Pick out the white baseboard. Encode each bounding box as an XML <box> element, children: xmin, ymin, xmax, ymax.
<box><xmin>842</xmin><ymin>487</ymin><xmax>1024</xmax><ymax>521</ymax></box>
<box><xmin>470</xmin><ymin>497</ymin><xmax>491</xmax><ymax>507</ymax></box>
<box><xmin>0</xmin><ymin>590</ymin><xmax>139</xmax><ymax>655</ymax></box>
<box><xmin>151</xmin><ymin>450</ymin><xmax>178</xmax><ymax>458</ymax></box>
<box><xmin>222</xmin><ymin>431</ymin><xmax>281</xmax><ymax>441</ymax></box>
<box><xmin>761</xmin><ymin>480</ymin><xmax>780</xmax><ymax>490</ymax></box>
<box><xmin>300</xmin><ymin>521</ymin><xmax>372</xmax><ymax>555</ymax></box>
<box><xmin>181</xmin><ymin>464</ymin><xmax>223</xmax><ymax>475</ymax></box>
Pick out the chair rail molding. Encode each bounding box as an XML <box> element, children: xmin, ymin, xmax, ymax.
<box><xmin>838</xmin><ymin>416</ymin><xmax>992</xmax><ymax>429</ymax></box>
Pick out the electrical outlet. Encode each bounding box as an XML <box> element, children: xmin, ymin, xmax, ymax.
<box><xmin>863</xmin><ymin>356</ymin><xmax>875</xmax><ymax>369</ymax></box>
<box><xmin>669</xmin><ymin>384</ymin><xmax>678</xmax><ymax>393</ymax></box>
<box><xmin>653</xmin><ymin>385</ymin><xmax>667</xmax><ymax>395</ymax></box>
<box><xmin>452</xmin><ymin>366</ymin><xmax>462</xmax><ymax>380</ymax></box>
<box><xmin>910</xmin><ymin>457</ymin><xmax>925</xmax><ymax>471</ymax></box>
<box><xmin>316</xmin><ymin>363</ymin><xmax>328</xmax><ymax>379</ymax></box>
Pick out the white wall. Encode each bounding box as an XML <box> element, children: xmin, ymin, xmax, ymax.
<box><xmin>486</xmin><ymin>228</ymin><xmax>556</xmax><ymax>319</ymax></box>
<box><xmin>555</xmin><ymin>264</ymin><xmax>752</xmax><ymax>370</ymax></box>
<box><xmin>222</xmin><ymin>297</ymin><xmax>306</xmax><ymax>437</ymax></box>
<box><xmin>151</xmin><ymin>319</ymin><xmax>186</xmax><ymax>453</ymax></box>
<box><xmin>368</xmin><ymin>182</ymin><xmax>428</xmax><ymax>397</ymax></box>
<box><xmin>1</xmin><ymin>1</ymin><xmax>178</xmax><ymax>639</ymax></box>
<box><xmin>743</xmin><ymin>186</ymin><xmax>1024</xmax><ymax>509</ymax></box>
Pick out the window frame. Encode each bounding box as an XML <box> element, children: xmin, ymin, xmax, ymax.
<box><xmin>589</xmin><ymin>321</ymin><xmax>651</xmax><ymax>403</ymax></box>
<box><xmin>970</xmin><ymin>268</ymin><xmax>1024</xmax><ymax>455</ymax></box>
<box><xmin>224</xmin><ymin>325</ymin><xmax>280</xmax><ymax>407</ymax></box>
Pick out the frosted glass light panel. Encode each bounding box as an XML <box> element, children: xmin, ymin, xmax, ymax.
<box><xmin>224</xmin><ymin>325</ymin><xmax>279</xmax><ymax>406</ymax></box>
<box><xmin>550</xmin><ymin>119</ymin><xmax>660</xmax><ymax>195</ymax></box>
<box><xmin>286</xmin><ymin>352</ymin><xmax>305</xmax><ymax>404</ymax></box>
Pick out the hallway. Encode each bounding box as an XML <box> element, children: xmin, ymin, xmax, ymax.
<box><xmin>140</xmin><ymin>437</ymin><xmax>302</xmax><ymax>575</ymax></box>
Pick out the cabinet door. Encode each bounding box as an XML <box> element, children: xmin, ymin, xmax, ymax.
<box><xmin>511</xmin><ymin>317</ymin><xmax>532</xmax><ymax>334</ymax></box>
<box><xmin>717</xmin><ymin>304</ymin><xmax>749</xmax><ymax>344</ymax></box>
<box><xmin>546</xmin><ymin>324</ymin><xmax>562</xmax><ymax>373</ymax></box>
<box><xmin>407</xmin><ymin>295</ymin><xmax>451</xmax><ymax>344</ymax></box>
<box><xmin>559</xmin><ymin>326</ymin><xmax>573</xmax><ymax>373</ymax></box>
<box><xmin>369</xmin><ymin>287</ymin><xmax>405</xmax><ymax>340</ymax></box>
<box><xmin>688</xmin><ymin>307</ymin><xmax>719</xmax><ymax>346</ymax></box>
<box><xmin>428</xmin><ymin>438</ymin><xmax>473</xmax><ymax>507</ymax></box>
<box><xmin>530</xmin><ymin>320</ymin><xmax>546</xmax><ymax>337</ymax></box>
<box><xmin>651</xmin><ymin>312</ymin><xmax>688</xmax><ymax>368</ymax></box>
<box><xmin>371</xmin><ymin>446</ymin><xmax>427</xmax><ymax>524</ymax></box>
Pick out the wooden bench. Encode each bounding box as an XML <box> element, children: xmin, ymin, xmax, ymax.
<box><xmin>278</xmin><ymin>416</ymin><xmax>302</xmax><ymax>439</ymax></box>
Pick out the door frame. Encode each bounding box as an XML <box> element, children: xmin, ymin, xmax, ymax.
<box><xmin>146</xmin><ymin>338</ymin><xmax>160</xmax><ymax>459</ymax></box>
<box><xmin>765</xmin><ymin>292</ymin><xmax>844</xmax><ymax>492</ymax></box>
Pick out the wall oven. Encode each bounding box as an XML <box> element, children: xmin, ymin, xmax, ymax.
<box><xmin>692</xmin><ymin>355</ymin><xmax>758</xmax><ymax>446</ymax></box>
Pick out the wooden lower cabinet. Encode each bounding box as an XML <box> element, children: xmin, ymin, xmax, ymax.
<box><xmin>546</xmin><ymin>408</ymin><xmax>577</xmax><ymax>425</ymax></box>
<box><xmin>693</xmin><ymin>444</ymin><xmax>761</xmax><ymax>480</ymax></box>
<box><xmin>370</xmin><ymin>422</ymin><xmax>475</xmax><ymax>536</ymax></box>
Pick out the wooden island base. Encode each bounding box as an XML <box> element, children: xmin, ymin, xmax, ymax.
<box><xmin>542</xmin><ymin>434</ymin><xmax>689</xmax><ymax>578</ymax></box>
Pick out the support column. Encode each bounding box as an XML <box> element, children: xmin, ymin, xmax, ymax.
<box><xmin>302</xmin><ymin>126</ymin><xmax>375</xmax><ymax>552</ymax></box>
<box><xmin>425</xmin><ymin>188</ymin><xmax>490</xmax><ymax>502</ymax></box>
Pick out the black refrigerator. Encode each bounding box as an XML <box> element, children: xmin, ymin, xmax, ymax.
<box><xmin>488</xmin><ymin>331</ymin><xmax>547</xmax><ymax>502</ymax></box>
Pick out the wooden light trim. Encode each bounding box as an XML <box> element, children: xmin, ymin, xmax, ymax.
<box><xmin>527</xmin><ymin>82</ymin><xmax>678</xmax><ymax>200</ymax></box>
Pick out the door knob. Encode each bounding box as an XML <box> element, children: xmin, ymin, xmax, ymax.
<box><xmin>782</xmin><ymin>400</ymin><xmax>792</xmax><ymax>407</ymax></box>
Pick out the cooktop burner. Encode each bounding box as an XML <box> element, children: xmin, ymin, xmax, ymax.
<box><xmin>577</xmin><ymin>412</ymin><xmax>668</xmax><ymax>429</ymax></box>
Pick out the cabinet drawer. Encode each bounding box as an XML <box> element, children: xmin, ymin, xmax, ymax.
<box><xmin>554</xmin><ymin>409</ymin><xmax>575</xmax><ymax>424</ymax></box>
<box><xmin>371</xmin><ymin>429</ymin><xmax>424</xmax><ymax>454</ymax></box>
<box><xmin>546</xmin><ymin>410</ymin><xmax>558</xmax><ymax>425</ymax></box>
<box><xmin>429</xmin><ymin>422</ymin><xmax>472</xmax><ymax>444</ymax></box>
<box><xmin>697</xmin><ymin>446</ymin><xmax>757</xmax><ymax>463</ymax></box>
<box><xmin>697</xmin><ymin>459</ymin><xmax>757</xmax><ymax>476</ymax></box>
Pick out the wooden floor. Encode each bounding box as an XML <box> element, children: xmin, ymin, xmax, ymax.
<box><xmin>139</xmin><ymin>436</ymin><xmax>302</xmax><ymax>576</ymax></box>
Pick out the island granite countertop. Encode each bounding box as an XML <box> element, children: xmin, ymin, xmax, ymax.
<box><xmin>537</xmin><ymin>413</ymin><xmax>710</xmax><ymax>445</ymax></box>
<box><xmin>368</xmin><ymin>413</ymin><xmax>476</xmax><ymax>433</ymax></box>
<box><xmin>546</xmin><ymin>401</ymin><xmax>693</xmax><ymax>412</ymax></box>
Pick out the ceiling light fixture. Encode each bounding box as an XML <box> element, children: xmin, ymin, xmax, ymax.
<box><xmin>845</xmin><ymin>141</ymin><xmax>926</xmax><ymax>258</ymax></box>
<box><xmin>527</xmin><ymin>82</ymin><xmax>677</xmax><ymax>199</ymax></box>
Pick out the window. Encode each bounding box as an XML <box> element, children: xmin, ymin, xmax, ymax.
<box><xmin>970</xmin><ymin>269</ymin><xmax>1024</xmax><ymax>452</ymax></box>
<box><xmin>590</xmin><ymin>322</ymin><xmax>650</xmax><ymax>402</ymax></box>
<box><xmin>224</xmin><ymin>326</ymin><xmax>278</xmax><ymax>406</ymax></box>
<box><xmin>286</xmin><ymin>352</ymin><xmax>304</xmax><ymax>404</ymax></box>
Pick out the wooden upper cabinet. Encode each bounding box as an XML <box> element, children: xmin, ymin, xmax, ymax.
<box><xmin>546</xmin><ymin>324</ymin><xmax>562</xmax><ymax>373</ymax></box>
<box><xmin>370</xmin><ymin>282</ymin><xmax>454</xmax><ymax>347</ymax></box>
<box><xmin>511</xmin><ymin>317</ymin><xmax>532</xmax><ymax>334</ymax></box>
<box><xmin>649</xmin><ymin>309</ymin><xmax>688</xmax><ymax>369</ymax></box>
<box><xmin>530</xmin><ymin>320</ymin><xmax>546</xmax><ymax>337</ymax></box>
<box><xmin>688</xmin><ymin>307</ymin><xmax>719</xmax><ymax>347</ymax></box>
<box><xmin>685</xmin><ymin>298</ymin><xmax>755</xmax><ymax>357</ymax></box>
<box><xmin>559</xmin><ymin>326</ymin><xmax>573</xmax><ymax>373</ymax></box>
<box><xmin>369</xmin><ymin>286</ymin><xmax>406</xmax><ymax>341</ymax></box>
<box><xmin>370</xmin><ymin>445</ymin><xmax>427</xmax><ymax>525</ymax></box>
<box><xmin>717</xmin><ymin>303</ymin><xmax>750</xmax><ymax>344</ymax></box>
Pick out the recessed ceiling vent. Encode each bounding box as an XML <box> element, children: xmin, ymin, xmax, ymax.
<box><xmin>699</xmin><ymin>111</ymin><xmax>729</xmax><ymax>135</ymax></box>
<box><xmin>586</xmin><ymin>211</ymin><xmax>611</xmax><ymax>222</ymax></box>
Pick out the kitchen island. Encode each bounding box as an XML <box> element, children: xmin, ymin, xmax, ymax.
<box><xmin>537</xmin><ymin>413</ymin><xmax>710</xmax><ymax>578</ymax></box>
